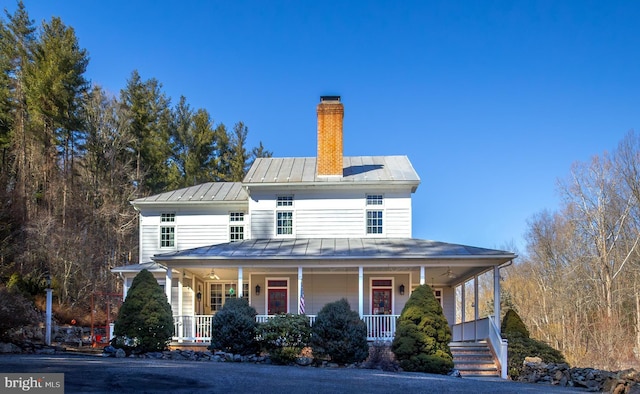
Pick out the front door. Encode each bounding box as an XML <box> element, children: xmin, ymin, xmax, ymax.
<box><xmin>372</xmin><ymin>289</ymin><xmax>392</xmax><ymax>315</ymax></box>
<box><xmin>268</xmin><ymin>289</ymin><xmax>287</xmax><ymax>314</ymax></box>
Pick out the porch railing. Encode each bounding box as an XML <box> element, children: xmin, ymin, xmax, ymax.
<box><xmin>172</xmin><ymin>314</ymin><xmax>399</xmax><ymax>342</ymax></box>
<box><xmin>487</xmin><ymin>315</ymin><xmax>508</xmax><ymax>379</ymax></box>
<box><xmin>451</xmin><ymin>316</ymin><xmax>490</xmax><ymax>342</ymax></box>
<box><xmin>452</xmin><ymin>316</ymin><xmax>508</xmax><ymax>379</ymax></box>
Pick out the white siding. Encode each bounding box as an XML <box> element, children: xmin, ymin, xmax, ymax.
<box><xmin>296</xmin><ymin>209</ymin><xmax>364</xmax><ymax>237</ymax></box>
<box><xmin>385</xmin><ymin>208</ymin><xmax>412</xmax><ymax>237</ymax></box>
<box><xmin>178</xmin><ymin>225</ymin><xmax>228</xmax><ymax>249</ymax></box>
<box><xmin>248</xmin><ymin>187</ymin><xmax>414</xmax><ymax>239</ymax></box>
<box><xmin>251</xmin><ymin>210</ymin><xmax>274</xmax><ymax>238</ymax></box>
<box><xmin>137</xmin><ymin>204</ymin><xmax>247</xmax><ymax>262</ymax></box>
<box><xmin>442</xmin><ymin>286</ymin><xmax>455</xmax><ymax>325</ymax></box>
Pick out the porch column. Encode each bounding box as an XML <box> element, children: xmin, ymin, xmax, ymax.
<box><xmin>165</xmin><ymin>268</ymin><xmax>172</xmax><ymax>305</ymax></box>
<box><xmin>420</xmin><ymin>266</ymin><xmax>425</xmax><ymax>285</ymax></box>
<box><xmin>178</xmin><ymin>270</ymin><xmax>184</xmax><ymax>343</ymax></box>
<box><xmin>178</xmin><ymin>270</ymin><xmax>184</xmax><ymax>316</ymax></box>
<box><xmin>238</xmin><ymin>267</ymin><xmax>243</xmax><ymax>298</ymax></box>
<box><xmin>297</xmin><ymin>267</ymin><xmax>303</xmax><ymax>314</ymax></box>
<box><xmin>460</xmin><ymin>281</ymin><xmax>465</xmax><ymax>341</ymax></box>
<box><xmin>474</xmin><ymin>275</ymin><xmax>479</xmax><ymax>341</ymax></box>
<box><xmin>358</xmin><ymin>266</ymin><xmax>364</xmax><ymax>317</ymax></box>
<box><xmin>191</xmin><ymin>275</ymin><xmax>197</xmax><ymax>314</ymax></box>
<box><xmin>494</xmin><ymin>266</ymin><xmax>501</xmax><ymax>333</ymax></box>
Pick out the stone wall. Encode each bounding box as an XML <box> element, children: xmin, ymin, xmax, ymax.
<box><xmin>519</xmin><ymin>358</ymin><xmax>640</xmax><ymax>393</ymax></box>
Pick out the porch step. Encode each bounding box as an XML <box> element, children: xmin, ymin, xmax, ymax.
<box><xmin>450</xmin><ymin>341</ymin><xmax>500</xmax><ymax>378</ymax></box>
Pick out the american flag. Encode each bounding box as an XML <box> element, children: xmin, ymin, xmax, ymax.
<box><xmin>299</xmin><ymin>284</ymin><xmax>305</xmax><ymax>314</ymax></box>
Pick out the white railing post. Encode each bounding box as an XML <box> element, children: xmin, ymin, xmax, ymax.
<box><xmin>487</xmin><ymin>315</ymin><xmax>508</xmax><ymax>379</ymax></box>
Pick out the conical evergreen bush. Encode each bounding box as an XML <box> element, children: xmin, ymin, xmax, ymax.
<box><xmin>391</xmin><ymin>284</ymin><xmax>453</xmax><ymax>374</ymax></box>
<box><xmin>113</xmin><ymin>269</ymin><xmax>173</xmax><ymax>353</ymax></box>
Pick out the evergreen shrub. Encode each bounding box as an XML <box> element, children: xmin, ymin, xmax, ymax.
<box><xmin>391</xmin><ymin>284</ymin><xmax>453</xmax><ymax>374</ymax></box>
<box><xmin>310</xmin><ymin>299</ymin><xmax>369</xmax><ymax>364</ymax></box>
<box><xmin>258</xmin><ymin>313</ymin><xmax>311</xmax><ymax>364</ymax></box>
<box><xmin>209</xmin><ymin>297</ymin><xmax>259</xmax><ymax>355</ymax></box>
<box><xmin>501</xmin><ymin>308</ymin><xmax>566</xmax><ymax>379</ymax></box>
<box><xmin>501</xmin><ymin>308</ymin><xmax>530</xmax><ymax>338</ymax></box>
<box><xmin>112</xmin><ymin>269</ymin><xmax>174</xmax><ymax>353</ymax></box>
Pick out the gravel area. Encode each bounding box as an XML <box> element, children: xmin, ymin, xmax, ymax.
<box><xmin>0</xmin><ymin>354</ymin><xmax>587</xmax><ymax>394</ymax></box>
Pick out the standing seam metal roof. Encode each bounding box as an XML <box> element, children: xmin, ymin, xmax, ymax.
<box><xmin>131</xmin><ymin>182</ymin><xmax>247</xmax><ymax>204</ymax></box>
<box><xmin>244</xmin><ymin>156</ymin><xmax>420</xmax><ymax>184</ymax></box>
<box><xmin>152</xmin><ymin>238</ymin><xmax>516</xmax><ymax>261</ymax></box>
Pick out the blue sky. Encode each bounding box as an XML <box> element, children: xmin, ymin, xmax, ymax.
<box><xmin>13</xmin><ymin>1</ymin><xmax>640</xmax><ymax>253</ymax></box>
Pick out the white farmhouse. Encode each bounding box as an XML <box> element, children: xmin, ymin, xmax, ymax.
<box><xmin>113</xmin><ymin>96</ymin><xmax>516</xmax><ymax>378</ymax></box>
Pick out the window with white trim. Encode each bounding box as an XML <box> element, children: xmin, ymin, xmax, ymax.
<box><xmin>210</xmin><ymin>282</ymin><xmax>249</xmax><ymax>313</ymax></box>
<box><xmin>276</xmin><ymin>196</ymin><xmax>294</xmax><ymax>236</ymax></box>
<box><xmin>366</xmin><ymin>194</ymin><xmax>384</xmax><ymax>235</ymax></box>
<box><xmin>229</xmin><ymin>212</ymin><xmax>245</xmax><ymax>242</ymax></box>
<box><xmin>367</xmin><ymin>194</ymin><xmax>383</xmax><ymax>205</ymax></box>
<box><xmin>160</xmin><ymin>213</ymin><xmax>175</xmax><ymax>248</ymax></box>
<box><xmin>276</xmin><ymin>211</ymin><xmax>293</xmax><ymax>235</ymax></box>
<box><xmin>277</xmin><ymin>195</ymin><xmax>293</xmax><ymax>207</ymax></box>
<box><xmin>366</xmin><ymin>210</ymin><xmax>383</xmax><ymax>234</ymax></box>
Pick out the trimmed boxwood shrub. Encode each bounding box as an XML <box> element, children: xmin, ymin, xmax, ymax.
<box><xmin>501</xmin><ymin>308</ymin><xmax>566</xmax><ymax>379</ymax></box>
<box><xmin>112</xmin><ymin>269</ymin><xmax>174</xmax><ymax>353</ymax></box>
<box><xmin>310</xmin><ymin>299</ymin><xmax>369</xmax><ymax>364</ymax></box>
<box><xmin>391</xmin><ymin>284</ymin><xmax>453</xmax><ymax>374</ymax></box>
<box><xmin>209</xmin><ymin>297</ymin><xmax>259</xmax><ymax>355</ymax></box>
<box><xmin>259</xmin><ymin>313</ymin><xmax>311</xmax><ymax>364</ymax></box>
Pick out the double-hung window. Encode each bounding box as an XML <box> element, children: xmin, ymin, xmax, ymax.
<box><xmin>276</xmin><ymin>196</ymin><xmax>294</xmax><ymax>236</ymax></box>
<box><xmin>366</xmin><ymin>194</ymin><xmax>384</xmax><ymax>235</ymax></box>
<box><xmin>229</xmin><ymin>212</ymin><xmax>245</xmax><ymax>242</ymax></box>
<box><xmin>160</xmin><ymin>213</ymin><xmax>176</xmax><ymax>248</ymax></box>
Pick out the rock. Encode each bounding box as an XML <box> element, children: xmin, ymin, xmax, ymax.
<box><xmin>103</xmin><ymin>345</ymin><xmax>117</xmax><ymax>354</ymax></box>
<box><xmin>296</xmin><ymin>357</ymin><xmax>313</xmax><ymax>366</ymax></box>
<box><xmin>115</xmin><ymin>348</ymin><xmax>126</xmax><ymax>358</ymax></box>
<box><xmin>326</xmin><ymin>362</ymin><xmax>339</xmax><ymax>368</ymax></box>
<box><xmin>0</xmin><ymin>342</ymin><xmax>22</xmax><ymax>354</ymax></box>
<box><xmin>523</xmin><ymin>356</ymin><xmax>543</xmax><ymax>365</ymax></box>
<box><xmin>35</xmin><ymin>347</ymin><xmax>56</xmax><ymax>355</ymax></box>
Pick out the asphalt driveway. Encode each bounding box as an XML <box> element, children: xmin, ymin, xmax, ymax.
<box><xmin>0</xmin><ymin>354</ymin><xmax>586</xmax><ymax>394</ymax></box>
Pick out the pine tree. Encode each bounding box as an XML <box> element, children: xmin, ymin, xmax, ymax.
<box><xmin>119</xmin><ymin>70</ymin><xmax>172</xmax><ymax>195</ymax></box>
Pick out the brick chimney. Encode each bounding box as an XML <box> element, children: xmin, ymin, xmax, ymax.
<box><xmin>316</xmin><ymin>96</ymin><xmax>344</xmax><ymax>176</ymax></box>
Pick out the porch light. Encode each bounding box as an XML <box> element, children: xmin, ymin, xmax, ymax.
<box><xmin>196</xmin><ymin>292</ymin><xmax>202</xmax><ymax>301</ymax></box>
<box><xmin>255</xmin><ymin>284</ymin><xmax>261</xmax><ymax>295</ymax></box>
<box><xmin>399</xmin><ymin>284</ymin><xmax>405</xmax><ymax>295</ymax></box>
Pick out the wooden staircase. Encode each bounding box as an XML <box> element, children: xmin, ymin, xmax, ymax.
<box><xmin>450</xmin><ymin>341</ymin><xmax>500</xmax><ymax>378</ymax></box>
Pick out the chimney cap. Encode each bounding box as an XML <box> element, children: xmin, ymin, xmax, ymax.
<box><xmin>320</xmin><ymin>95</ymin><xmax>341</xmax><ymax>103</ymax></box>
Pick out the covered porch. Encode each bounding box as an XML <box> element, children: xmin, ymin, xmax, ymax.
<box><xmin>115</xmin><ymin>238</ymin><xmax>515</xmax><ymax>378</ymax></box>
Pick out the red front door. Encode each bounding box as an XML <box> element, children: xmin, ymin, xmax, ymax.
<box><xmin>268</xmin><ymin>289</ymin><xmax>287</xmax><ymax>314</ymax></box>
<box><xmin>372</xmin><ymin>289</ymin><xmax>392</xmax><ymax>315</ymax></box>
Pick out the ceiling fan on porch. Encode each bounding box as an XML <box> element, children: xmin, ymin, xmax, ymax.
<box><xmin>441</xmin><ymin>267</ymin><xmax>457</xmax><ymax>279</ymax></box>
<box><xmin>208</xmin><ymin>269</ymin><xmax>220</xmax><ymax>280</ymax></box>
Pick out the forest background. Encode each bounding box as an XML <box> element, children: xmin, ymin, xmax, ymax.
<box><xmin>1</xmin><ymin>2</ymin><xmax>640</xmax><ymax>371</ymax></box>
